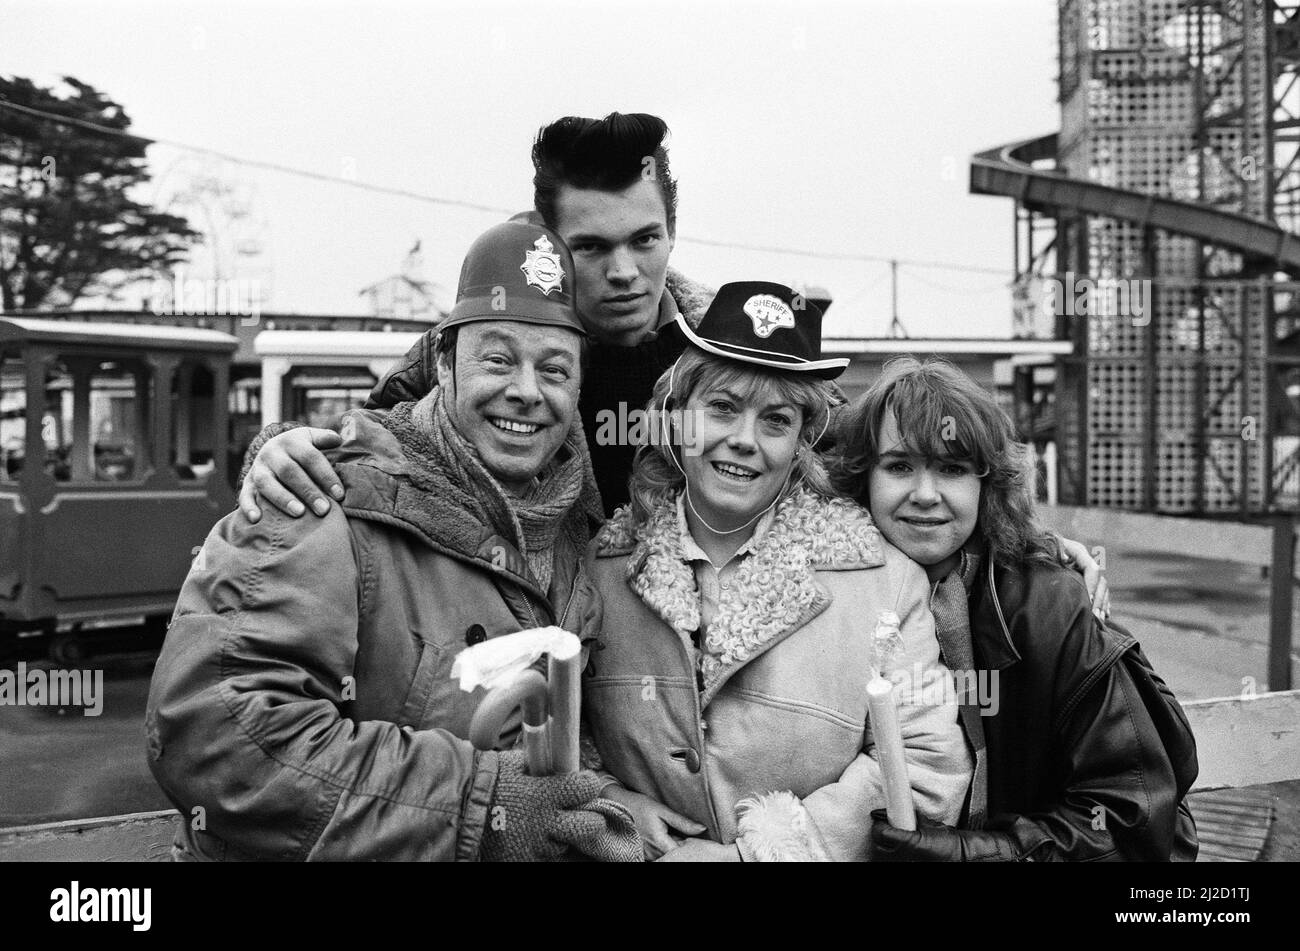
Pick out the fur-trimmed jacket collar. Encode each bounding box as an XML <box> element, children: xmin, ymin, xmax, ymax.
<box><xmin>594</xmin><ymin>487</ymin><xmax>885</xmax><ymax>706</ymax></box>
<box><xmin>664</xmin><ymin>268</ymin><xmax>714</xmax><ymax>331</ymax></box>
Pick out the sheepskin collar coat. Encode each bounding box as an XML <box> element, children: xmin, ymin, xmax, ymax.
<box><xmin>584</xmin><ymin>488</ymin><xmax>973</xmax><ymax>861</ymax></box>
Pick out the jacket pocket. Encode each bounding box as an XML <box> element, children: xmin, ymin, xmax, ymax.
<box><xmin>398</xmin><ymin>640</ymin><xmax>451</xmax><ymax>727</ymax></box>
<box><xmin>728</xmin><ymin>685</ymin><xmax>863</xmax><ymax>732</ymax></box>
<box><xmin>400</xmin><ymin>639</ymin><xmax>500</xmax><ymax>743</ymax></box>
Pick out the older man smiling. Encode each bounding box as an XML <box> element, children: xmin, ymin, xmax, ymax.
<box><xmin>145</xmin><ymin>221</ymin><xmax>641</xmax><ymax>862</ymax></box>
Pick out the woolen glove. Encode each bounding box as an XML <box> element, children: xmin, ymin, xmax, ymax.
<box><xmin>480</xmin><ymin>751</ymin><xmax>642</xmax><ymax>862</ymax></box>
<box><xmin>868</xmin><ymin>808</ymin><xmax>1024</xmax><ymax>862</ymax></box>
<box><xmin>551</xmin><ymin>797</ymin><xmax>643</xmax><ymax>863</ymax></box>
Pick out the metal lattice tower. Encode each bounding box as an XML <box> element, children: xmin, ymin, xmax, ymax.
<box><xmin>974</xmin><ymin>0</ymin><xmax>1300</xmax><ymax>515</ymax></box>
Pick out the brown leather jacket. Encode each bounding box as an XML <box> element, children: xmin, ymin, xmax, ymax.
<box><xmin>965</xmin><ymin>554</ymin><xmax>1199</xmax><ymax>861</ymax></box>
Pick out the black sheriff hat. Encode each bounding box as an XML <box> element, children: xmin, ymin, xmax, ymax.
<box><xmin>440</xmin><ymin>221</ymin><xmax>586</xmax><ymax>336</ymax></box>
<box><xmin>672</xmin><ymin>281</ymin><xmax>849</xmax><ymax>380</ymax></box>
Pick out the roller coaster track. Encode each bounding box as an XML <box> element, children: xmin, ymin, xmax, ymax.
<box><xmin>970</xmin><ymin>133</ymin><xmax>1300</xmax><ymax>273</ymax></box>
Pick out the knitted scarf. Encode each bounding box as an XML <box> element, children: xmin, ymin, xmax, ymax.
<box><xmin>930</xmin><ymin>547</ymin><xmax>987</xmax><ymax>828</ymax></box>
<box><xmin>398</xmin><ymin>388</ymin><xmax>587</xmax><ymax>594</ymax></box>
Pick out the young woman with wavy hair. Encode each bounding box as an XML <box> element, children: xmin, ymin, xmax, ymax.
<box><xmin>582</xmin><ymin>285</ymin><xmax>972</xmax><ymax>861</ymax></box>
<box><xmin>832</xmin><ymin>357</ymin><xmax>1197</xmax><ymax>862</ymax></box>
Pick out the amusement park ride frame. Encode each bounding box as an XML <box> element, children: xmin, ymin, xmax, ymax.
<box><xmin>975</xmin><ymin>0</ymin><xmax>1300</xmax><ymax>518</ymax></box>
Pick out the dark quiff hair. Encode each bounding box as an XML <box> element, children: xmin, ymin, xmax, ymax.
<box><xmin>829</xmin><ymin>356</ymin><xmax>1058</xmax><ymax>569</ymax></box>
<box><xmin>532</xmin><ymin>113</ymin><xmax>678</xmax><ymax>234</ymax></box>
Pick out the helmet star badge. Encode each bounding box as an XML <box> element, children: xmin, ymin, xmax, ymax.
<box><xmin>520</xmin><ymin>235</ymin><xmax>565</xmax><ymax>296</ymax></box>
<box><xmin>744</xmin><ymin>293</ymin><xmax>796</xmax><ymax>338</ymax></box>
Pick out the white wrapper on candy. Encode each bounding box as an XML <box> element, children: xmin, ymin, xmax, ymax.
<box><xmin>453</xmin><ymin>626</ymin><xmax>583</xmax><ymax>775</ymax></box>
<box><xmin>451</xmin><ymin>625</ymin><xmax>580</xmax><ymax>691</ymax></box>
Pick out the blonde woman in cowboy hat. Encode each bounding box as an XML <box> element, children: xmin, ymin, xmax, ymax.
<box><xmin>584</xmin><ymin>282</ymin><xmax>972</xmax><ymax>861</ymax></box>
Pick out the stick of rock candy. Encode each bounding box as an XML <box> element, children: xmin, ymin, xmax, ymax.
<box><xmin>866</xmin><ymin>609</ymin><xmax>916</xmax><ymax>831</ymax></box>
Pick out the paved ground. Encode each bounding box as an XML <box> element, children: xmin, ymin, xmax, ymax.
<box><xmin>1103</xmin><ymin>542</ymin><xmax>1300</xmax><ymax>702</ymax></box>
<box><xmin>0</xmin><ymin>634</ymin><xmax>170</xmax><ymax>826</ymax></box>
<box><xmin>1</xmin><ymin>539</ymin><xmax>1297</xmax><ymax>857</ymax></box>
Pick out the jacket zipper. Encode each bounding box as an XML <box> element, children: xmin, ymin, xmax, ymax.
<box><xmin>557</xmin><ymin>563</ymin><xmax>583</xmax><ymax>631</ymax></box>
<box><xmin>520</xmin><ymin>592</ymin><xmax>543</xmax><ymax>630</ymax></box>
<box><xmin>519</xmin><ymin>562</ymin><xmax>583</xmax><ymax>632</ymax></box>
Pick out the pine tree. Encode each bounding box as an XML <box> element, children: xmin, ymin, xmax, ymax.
<box><xmin>0</xmin><ymin>75</ymin><xmax>198</xmax><ymax>311</ymax></box>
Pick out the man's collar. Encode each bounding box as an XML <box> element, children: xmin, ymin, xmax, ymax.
<box><xmin>634</xmin><ymin>284</ymin><xmax>681</xmax><ymax>343</ymax></box>
<box><xmin>656</xmin><ymin>282</ymin><xmax>681</xmax><ymax>330</ymax></box>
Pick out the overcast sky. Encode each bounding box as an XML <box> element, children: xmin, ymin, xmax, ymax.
<box><xmin>2</xmin><ymin>0</ymin><xmax>1061</xmax><ymax>337</ymax></box>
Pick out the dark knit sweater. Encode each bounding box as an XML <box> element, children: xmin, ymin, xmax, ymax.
<box><xmin>580</xmin><ymin>330</ymin><xmax>688</xmax><ymax>515</ymax></box>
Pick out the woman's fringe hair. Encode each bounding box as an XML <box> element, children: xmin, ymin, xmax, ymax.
<box><xmin>627</xmin><ymin>346</ymin><xmax>842</xmax><ymax>529</ymax></box>
<box><xmin>828</xmin><ymin>356</ymin><xmax>1058</xmax><ymax>569</ymax></box>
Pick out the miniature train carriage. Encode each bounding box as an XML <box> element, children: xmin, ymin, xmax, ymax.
<box><xmin>0</xmin><ymin>317</ymin><xmax>237</xmax><ymax>658</ymax></box>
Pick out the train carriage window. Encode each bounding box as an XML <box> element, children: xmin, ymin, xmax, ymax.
<box><xmin>288</xmin><ymin>367</ymin><xmax>376</xmax><ymax>430</ymax></box>
<box><xmin>41</xmin><ymin>358</ymin><xmax>151</xmax><ymax>482</ymax></box>
<box><xmin>302</xmin><ymin>387</ymin><xmax>372</xmax><ymax>429</ymax></box>
<box><xmin>171</xmin><ymin>360</ymin><xmax>216</xmax><ymax>482</ymax></box>
<box><xmin>0</xmin><ymin>353</ymin><xmax>23</xmax><ymax>481</ymax></box>
<box><xmin>89</xmin><ymin>361</ymin><xmax>149</xmax><ymax>482</ymax></box>
<box><xmin>42</xmin><ymin>362</ymin><xmax>73</xmax><ymax>481</ymax></box>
